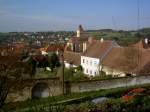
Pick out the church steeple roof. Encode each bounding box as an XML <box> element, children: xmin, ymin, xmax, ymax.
<box><xmin>77</xmin><ymin>25</ymin><xmax>84</xmax><ymax>32</ymax></box>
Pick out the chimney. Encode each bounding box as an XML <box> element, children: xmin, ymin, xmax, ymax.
<box><xmin>145</xmin><ymin>38</ymin><xmax>148</xmax><ymax>44</ymax></box>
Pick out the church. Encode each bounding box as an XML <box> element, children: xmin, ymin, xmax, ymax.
<box><xmin>65</xmin><ymin>25</ymin><xmax>90</xmax><ymax>53</ymax></box>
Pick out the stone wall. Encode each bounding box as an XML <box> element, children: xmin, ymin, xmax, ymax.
<box><xmin>6</xmin><ymin>78</ymin><xmax>62</xmax><ymax>102</ymax></box>
<box><xmin>68</xmin><ymin>75</ymin><xmax>150</xmax><ymax>93</ymax></box>
<box><xmin>6</xmin><ymin>75</ymin><xmax>150</xmax><ymax>102</ymax></box>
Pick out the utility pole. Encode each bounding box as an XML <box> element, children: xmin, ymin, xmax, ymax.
<box><xmin>61</xmin><ymin>52</ymin><xmax>65</xmax><ymax>95</ymax></box>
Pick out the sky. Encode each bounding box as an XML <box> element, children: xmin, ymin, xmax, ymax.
<box><xmin>0</xmin><ymin>0</ymin><xmax>150</xmax><ymax>32</ymax></box>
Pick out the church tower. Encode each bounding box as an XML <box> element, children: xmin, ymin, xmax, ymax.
<box><xmin>76</xmin><ymin>25</ymin><xmax>84</xmax><ymax>38</ymax></box>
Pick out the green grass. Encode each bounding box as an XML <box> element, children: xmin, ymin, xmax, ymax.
<box><xmin>34</xmin><ymin>68</ymin><xmax>60</xmax><ymax>79</ymax></box>
<box><xmin>93</xmin><ymin>31</ymin><xmax>140</xmax><ymax>46</ymax></box>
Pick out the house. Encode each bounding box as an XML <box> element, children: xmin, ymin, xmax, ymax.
<box><xmin>0</xmin><ymin>42</ymin><xmax>27</xmax><ymax>56</ymax></box>
<box><xmin>64</xmin><ymin>25</ymin><xmax>120</xmax><ymax>76</ymax></box>
<box><xmin>64</xmin><ymin>51</ymin><xmax>81</xmax><ymax>68</ymax></box>
<box><xmin>101</xmin><ymin>47</ymin><xmax>138</xmax><ymax>77</ymax></box>
<box><xmin>101</xmin><ymin>46</ymin><xmax>150</xmax><ymax>77</ymax></box>
<box><xmin>65</xmin><ymin>25</ymin><xmax>89</xmax><ymax>53</ymax></box>
<box><xmin>81</xmin><ymin>39</ymin><xmax>118</xmax><ymax>76</ymax></box>
<box><xmin>132</xmin><ymin>38</ymin><xmax>150</xmax><ymax>49</ymax></box>
<box><xmin>40</xmin><ymin>44</ymin><xmax>65</xmax><ymax>56</ymax></box>
<box><xmin>64</xmin><ymin>25</ymin><xmax>150</xmax><ymax>77</ymax></box>
<box><xmin>65</xmin><ymin>37</ymin><xmax>88</xmax><ymax>52</ymax></box>
<box><xmin>64</xmin><ymin>25</ymin><xmax>89</xmax><ymax>68</ymax></box>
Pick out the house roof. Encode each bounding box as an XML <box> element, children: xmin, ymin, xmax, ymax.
<box><xmin>102</xmin><ymin>47</ymin><xmax>136</xmax><ymax>73</ymax></box>
<box><xmin>0</xmin><ymin>42</ymin><xmax>28</xmax><ymax>55</ymax></box>
<box><xmin>102</xmin><ymin>46</ymin><xmax>150</xmax><ymax>74</ymax></box>
<box><xmin>132</xmin><ymin>39</ymin><xmax>150</xmax><ymax>49</ymax></box>
<box><xmin>33</xmin><ymin>55</ymin><xmax>47</xmax><ymax>62</ymax></box>
<box><xmin>46</xmin><ymin>44</ymin><xmax>65</xmax><ymax>52</ymax></box>
<box><xmin>0</xmin><ymin>55</ymin><xmax>20</xmax><ymax>66</ymax></box>
<box><xmin>138</xmin><ymin>61</ymin><xmax>150</xmax><ymax>75</ymax></box>
<box><xmin>64</xmin><ymin>51</ymin><xmax>81</xmax><ymax>65</ymax></box>
<box><xmin>68</xmin><ymin>37</ymin><xmax>88</xmax><ymax>44</ymax></box>
<box><xmin>82</xmin><ymin>40</ymin><xmax>114</xmax><ymax>58</ymax></box>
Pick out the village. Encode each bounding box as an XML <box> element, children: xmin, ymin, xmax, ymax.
<box><xmin>1</xmin><ymin>0</ymin><xmax>150</xmax><ymax>111</ymax></box>
<box><xmin>0</xmin><ymin>25</ymin><xmax>150</xmax><ymax>112</ymax></box>
<box><xmin>1</xmin><ymin>25</ymin><xmax>150</xmax><ymax>78</ymax></box>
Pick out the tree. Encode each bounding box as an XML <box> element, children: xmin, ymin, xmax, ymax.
<box><xmin>76</xmin><ymin>65</ymin><xmax>83</xmax><ymax>71</ymax></box>
<box><xmin>0</xmin><ymin>56</ymin><xmax>29</xmax><ymax>109</ymax></box>
<box><xmin>49</xmin><ymin>53</ymin><xmax>60</xmax><ymax>72</ymax></box>
<box><xmin>135</xmin><ymin>32</ymin><xmax>142</xmax><ymax>38</ymax></box>
<box><xmin>27</xmin><ymin>56</ymin><xmax>37</xmax><ymax>77</ymax></box>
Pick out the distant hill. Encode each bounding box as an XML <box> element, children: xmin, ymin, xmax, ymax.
<box><xmin>139</xmin><ymin>28</ymin><xmax>150</xmax><ymax>32</ymax></box>
<box><xmin>86</xmin><ymin>27</ymin><xmax>150</xmax><ymax>33</ymax></box>
<box><xmin>86</xmin><ymin>29</ymin><xmax>114</xmax><ymax>32</ymax></box>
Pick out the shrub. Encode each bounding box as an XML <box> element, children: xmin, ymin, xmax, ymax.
<box><xmin>75</xmin><ymin>65</ymin><xmax>83</xmax><ymax>71</ymax></box>
<box><xmin>72</xmin><ymin>71</ymin><xmax>85</xmax><ymax>81</ymax></box>
<box><xmin>64</xmin><ymin>68</ymin><xmax>74</xmax><ymax>81</ymax></box>
<box><xmin>64</xmin><ymin>68</ymin><xmax>86</xmax><ymax>81</ymax></box>
<box><xmin>92</xmin><ymin>72</ymin><xmax>112</xmax><ymax>80</ymax></box>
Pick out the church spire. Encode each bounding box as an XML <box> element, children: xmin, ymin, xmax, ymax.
<box><xmin>76</xmin><ymin>25</ymin><xmax>84</xmax><ymax>37</ymax></box>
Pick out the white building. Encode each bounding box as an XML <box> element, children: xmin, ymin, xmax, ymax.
<box><xmin>81</xmin><ymin>56</ymin><xmax>99</xmax><ymax>76</ymax></box>
<box><xmin>81</xmin><ymin>40</ymin><xmax>118</xmax><ymax>76</ymax></box>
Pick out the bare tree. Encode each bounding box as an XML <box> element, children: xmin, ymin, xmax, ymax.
<box><xmin>0</xmin><ymin>56</ymin><xmax>29</xmax><ymax>109</ymax></box>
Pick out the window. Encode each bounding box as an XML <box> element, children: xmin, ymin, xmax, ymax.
<box><xmin>82</xmin><ymin>59</ymin><xmax>85</xmax><ymax>63</ymax></box>
<box><xmin>86</xmin><ymin>69</ymin><xmax>88</xmax><ymax>73</ymax></box>
<box><xmin>90</xmin><ymin>60</ymin><xmax>92</xmax><ymax>66</ymax></box>
<box><xmin>90</xmin><ymin>70</ymin><xmax>92</xmax><ymax>74</ymax></box>
<box><xmin>94</xmin><ymin>61</ymin><xmax>97</xmax><ymax>66</ymax></box>
<box><xmin>86</xmin><ymin>60</ymin><xmax>88</xmax><ymax>65</ymax></box>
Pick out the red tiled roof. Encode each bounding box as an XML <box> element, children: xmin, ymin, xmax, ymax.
<box><xmin>33</xmin><ymin>55</ymin><xmax>47</xmax><ymax>62</ymax></box>
<box><xmin>82</xmin><ymin>40</ymin><xmax>114</xmax><ymax>58</ymax></box>
<box><xmin>102</xmin><ymin>46</ymin><xmax>150</xmax><ymax>74</ymax></box>
<box><xmin>64</xmin><ymin>51</ymin><xmax>81</xmax><ymax>65</ymax></box>
<box><xmin>132</xmin><ymin>39</ymin><xmax>150</xmax><ymax>49</ymax></box>
<box><xmin>0</xmin><ymin>55</ymin><xmax>20</xmax><ymax>66</ymax></box>
<box><xmin>102</xmin><ymin>47</ymin><xmax>139</xmax><ymax>73</ymax></box>
<box><xmin>45</xmin><ymin>44</ymin><xmax>65</xmax><ymax>52</ymax></box>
